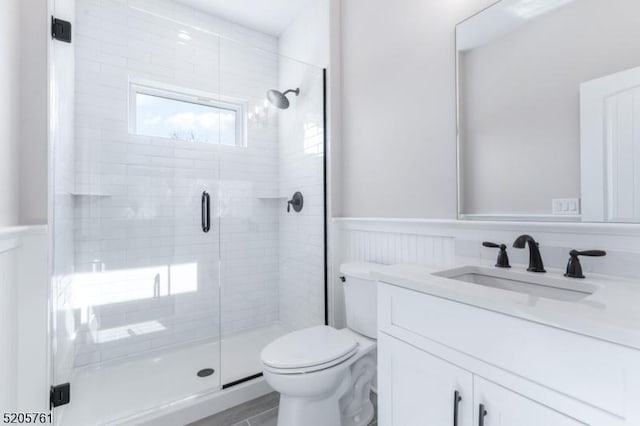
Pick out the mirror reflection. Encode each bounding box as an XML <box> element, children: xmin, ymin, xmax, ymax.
<box><xmin>457</xmin><ymin>0</ymin><xmax>640</xmax><ymax>222</ymax></box>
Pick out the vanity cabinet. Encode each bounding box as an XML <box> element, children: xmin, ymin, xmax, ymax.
<box><xmin>377</xmin><ymin>282</ymin><xmax>640</xmax><ymax>426</ymax></box>
<box><xmin>379</xmin><ymin>333</ymin><xmax>584</xmax><ymax>426</ymax></box>
<box><xmin>473</xmin><ymin>377</ymin><xmax>584</xmax><ymax>426</ymax></box>
<box><xmin>378</xmin><ymin>333</ymin><xmax>473</xmax><ymax>426</ymax></box>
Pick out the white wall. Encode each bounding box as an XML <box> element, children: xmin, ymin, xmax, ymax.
<box><xmin>340</xmin><ymin>0</ymin><xmax>495</xmax><ymax>218</ymax></box>
<box><xmin>279</xmin><ymin>0</ymin><xmax>329</xmax><ymax>68</ymax></box>
<box><xmin>0</xmin><ymin>0</ymin><xmax>49</xmax><ymax>227</ymax></box>
<box><xmin>19</xmin><ymin>0</ymin><xmax>49</xmax><ymax>225</ymax></box>
<box><xmin>0</xmin><ymin>0</ymin><xmax>20</xmax><ymax>226</ymax></box>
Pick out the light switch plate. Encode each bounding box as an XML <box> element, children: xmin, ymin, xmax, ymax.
<box><xmin>552</xmin><ymin>198</ymin><xmax>581</xmax><ymax>215</ymax></box>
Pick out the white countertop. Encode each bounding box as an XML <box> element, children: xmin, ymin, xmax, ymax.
<box><xmin>373</xmin><ymin>258</ymin><xmax>640</xmax><ymax>351</ymax></box>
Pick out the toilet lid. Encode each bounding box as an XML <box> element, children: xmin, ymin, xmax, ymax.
<box><xmin>261</xmin><ymin>326</ymin><xmax>358</xmax><ymax>370</ymax></box>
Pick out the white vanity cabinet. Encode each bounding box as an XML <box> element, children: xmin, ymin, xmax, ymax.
<box><xmin>378</xmin><ymin>333</ymin><xmax>473</xmax><ymax>426</ymax></box>
<box><xmin>473</xmin><ymin>377</ymin><xmax>585</xmax><ymax>426</ymax></box>
<box><xmin>377</xmin><ymin>282</ymin><xmax>640</xmax><ymax>426</ymax></box>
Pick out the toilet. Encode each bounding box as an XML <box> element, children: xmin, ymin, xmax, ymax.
<box><xmin>260</xmin><ymin>262</ymin><xmax>384</xmax><ymax>426</ymax></box>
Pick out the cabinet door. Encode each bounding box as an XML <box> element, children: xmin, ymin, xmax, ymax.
<box><xmin>473</xmin><ymin>377</ymin><xmax>587</xmax><ymax>426</ymax></box>
<box><xmin>378</xmin><ymin>333</ymin><xmax>473</xmax><ymax>426</ymax></box>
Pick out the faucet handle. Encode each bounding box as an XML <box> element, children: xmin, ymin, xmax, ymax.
<box><xmin>482</xmin><ymin>242</ymin><xmax>511</xmax><ymax>268</ymax></box>
<box><xmin>572</xmin><ymin>250</ymin><xmax>606</xmax><ymax>257</ymax></box>
<box><xmin>482</xmin><ymin>242</ymin><xmax>501</xmax><ymax>249</ymax></box>
<box><xmin>565</xmin><ymin>249</ymin><xmax>607</xmax><ymax>279</ymax></box>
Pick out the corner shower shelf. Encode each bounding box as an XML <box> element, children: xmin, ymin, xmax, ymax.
<box><xmin>256</xmin><ymin>195</ymin><xmax>287</xmax><ymax>200</ymax></box>
<box><xmin>70</xmin><ymin>192</ymin><xmax>112</xmax><ymax>198</ymax></box>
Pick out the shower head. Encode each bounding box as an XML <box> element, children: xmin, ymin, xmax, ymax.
<box><xmin>266</xmin><ymin>88</ymin><xmax>300</xmax><ymax>110</ymax></box>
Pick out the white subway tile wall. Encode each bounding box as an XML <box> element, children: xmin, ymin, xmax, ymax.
<box><xmin>219</xmin><ymin>39</ymin><xmax>280</xmax><ymax>335</ymax></box>
<box><xmin>68</xmin><ymin>0</ymin><xmax>324</xmax><ymax>366</ymax></box>
<box><xmin>277</xmin><ymin>60</ymin><xmax>326</xmax><ymax>331</ymax></box>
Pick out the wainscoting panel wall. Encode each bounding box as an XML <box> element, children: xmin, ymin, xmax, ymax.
<box><xmin>340</xmin><ymin>229</ymin><xmax>455</xmax><ymax>267</ymax></box>
<box><xmin>330</xmin><ymin>218</ymin><xmax>640</xmax><ymax>327</ymax></box>
<box><xmin>0</xmin><ymin>226</ymin><xmax>48</xmax><ymax>414</ymax></box>
<box><xmin>0</xmin><ymin>232</ymin><xmax>19</xmax><ymax>414</ymax></box>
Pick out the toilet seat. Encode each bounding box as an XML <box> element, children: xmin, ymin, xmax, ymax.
<box><xmin>261</xmin><ymin>326</ymin><xmax>359</xmax><ymax>374</ymax></box>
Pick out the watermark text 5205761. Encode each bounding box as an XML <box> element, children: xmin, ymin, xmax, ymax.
<box><xmin>3</xmin><ymin>413</ymin><xmax>52</xmax><ymax>424</ymax></box>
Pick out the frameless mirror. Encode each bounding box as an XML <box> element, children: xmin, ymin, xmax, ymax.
<box><xmin>456</xmin><ymin>0</ymin><xmax>640</xmax><ymax>222</ymax></box>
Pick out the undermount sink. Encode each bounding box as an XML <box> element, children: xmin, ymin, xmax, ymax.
<box><xmin>433</xmin><ymin>266</ymin><xmax>598</xmax><ymax>302</ymax></box>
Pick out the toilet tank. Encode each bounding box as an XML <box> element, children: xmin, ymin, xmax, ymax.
<box><xmin>340</xmin><ymin>262</ymin><xmax>385</xmax><ymax>339</ymax></box>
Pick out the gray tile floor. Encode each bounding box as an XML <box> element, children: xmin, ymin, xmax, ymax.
<box><xmin>188</xmin><ymin>391</ymin><xmax>377</xmax><ymax>426</ymax></box>
<box><xmin>188</xmin><ymin>392</ymin><xmax>279</xmax><ymax>426</ymax></box>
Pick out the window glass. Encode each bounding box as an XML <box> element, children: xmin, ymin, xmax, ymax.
<box><xmin>134</xmin><ymin>92</ymin><xmax>238</xmax><ymax>146</ymax></box>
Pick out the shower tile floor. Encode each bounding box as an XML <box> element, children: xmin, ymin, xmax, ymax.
<box><xmin>59</xmin><ymin>322</ymin><xmax>289</xmax><ymax>426</ymax></box>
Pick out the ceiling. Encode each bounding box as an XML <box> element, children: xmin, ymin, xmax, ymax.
<box><xmin>174</xmin><ymin>0</ymin><xmax>314</xmax><ymax>36</ymax></box>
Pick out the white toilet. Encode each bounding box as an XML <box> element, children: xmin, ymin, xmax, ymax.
<box><xmin>260</xmin><ymin>262</ymin><xmax>384</xmax><ymax>426</ymax></box>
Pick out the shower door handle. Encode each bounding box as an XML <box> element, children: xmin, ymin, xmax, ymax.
<box><xmin>201</xmin><ymin>191</ymin><xmax>211</xmax><ymax>233</ymax></box>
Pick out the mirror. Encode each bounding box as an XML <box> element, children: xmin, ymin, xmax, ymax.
<box><xmin>456</xmin><ymin>0</ymin><xmax>640</xmax><ymax>222</ymax></box>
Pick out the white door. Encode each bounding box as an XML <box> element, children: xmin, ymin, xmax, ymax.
<box><xmin>581</xmin><ymin>66</ymin><xmax>640</xmax><ymax>222</ymax></box>
<box><xmin>378</xmin><ymin>333</ymin><xmax>473</xmax><ymax>426</ymax></box>
<box><xmin>473</xmin><ymin>377</ymin><xmax>586</xmax><ymax>426</ymax></box>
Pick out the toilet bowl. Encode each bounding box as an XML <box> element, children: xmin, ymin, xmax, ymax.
<box><xmin>260</xmin><ymin>262</ymin><xmax>385</xmax><ymax>426</ymax></box>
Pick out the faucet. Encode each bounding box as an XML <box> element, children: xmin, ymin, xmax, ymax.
<box><xmin>513</xmin><ymin>235</ymin><xmax>546</xmax><ymax>273</ymax></box>
<box><xmin>565</xmin><ymin>249</ymin><xmax>606</xmax><ymax>279</ymax></box>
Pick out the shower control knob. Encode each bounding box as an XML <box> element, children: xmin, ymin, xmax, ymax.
<box><xmin>287</xmin><ymin>192</ymin><xmax>304</xmax><ymax>213</ymax></box>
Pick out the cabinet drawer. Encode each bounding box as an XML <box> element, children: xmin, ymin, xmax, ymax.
<box><xmin>379</xmin><ymin>283</ymin><xmax>640</xmax><ymax>420</ymax></box>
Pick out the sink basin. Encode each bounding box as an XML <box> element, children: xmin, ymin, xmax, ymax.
<box><xmin>433</xmin><ymin>266</ymin><xmax>598</xmax><ymax>302</ymax></box>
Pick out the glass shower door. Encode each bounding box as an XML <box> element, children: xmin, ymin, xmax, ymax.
<box><xmin>49</xmin><ymin>0</ymin><xmax>224</xmax><ymax>423</ymax></box>
<box><xmin>49</xmin><ymin>0</ymin><xmax>77</xmax><ymax>417</ymax></box>
<box><xmin>218</xmin><ymin>39</ymin><xmax>326</xmax><ymax>386</ymax></box>
<box><xmin>218</xmin><ymin>38</ymin><xmax>283</xmax><ymax>386</ymax></box>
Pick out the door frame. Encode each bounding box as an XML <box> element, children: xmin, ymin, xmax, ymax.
<box><xmin>580</xmin><ymin>65</ymin><xmax>640</xmax><ymax>222</ymax></box>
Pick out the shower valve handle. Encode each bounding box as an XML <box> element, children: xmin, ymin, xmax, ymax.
<box><xmin>287</xmin><ymin>192</ymin><xmax>304</xmax><ymax>213</ymax></box>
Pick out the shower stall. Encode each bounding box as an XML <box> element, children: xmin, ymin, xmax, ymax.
<box><xmin>49</xmin><ymin>0</ymin><xmax>326</xmax><ymax>424</ymax></box>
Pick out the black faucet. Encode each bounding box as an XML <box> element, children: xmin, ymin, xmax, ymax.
<box><xmin>565</xmin><ymin>250</ymin><xmax>607</xmax><ymax>279</ymax></box>
<box><xmin>513</xmin><ymin>235</ymin><xmax>546</xmax><ymax>273</ymax></box>
<box><xmin>482</xmin><ymin>242</ymin><xmax>511</xmax><ymax>268</ymax></box>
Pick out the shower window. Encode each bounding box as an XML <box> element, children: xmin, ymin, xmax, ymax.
<box><xmin>130</xmin><ymin>82</ymin><xmax>245</xmax><ymax>146</ymax></box>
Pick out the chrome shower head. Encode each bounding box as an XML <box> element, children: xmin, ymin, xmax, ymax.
<box><xmin>266</xmin><ymin>88</ymin><xmax>300</xmax><ymax>109</ymax></box>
